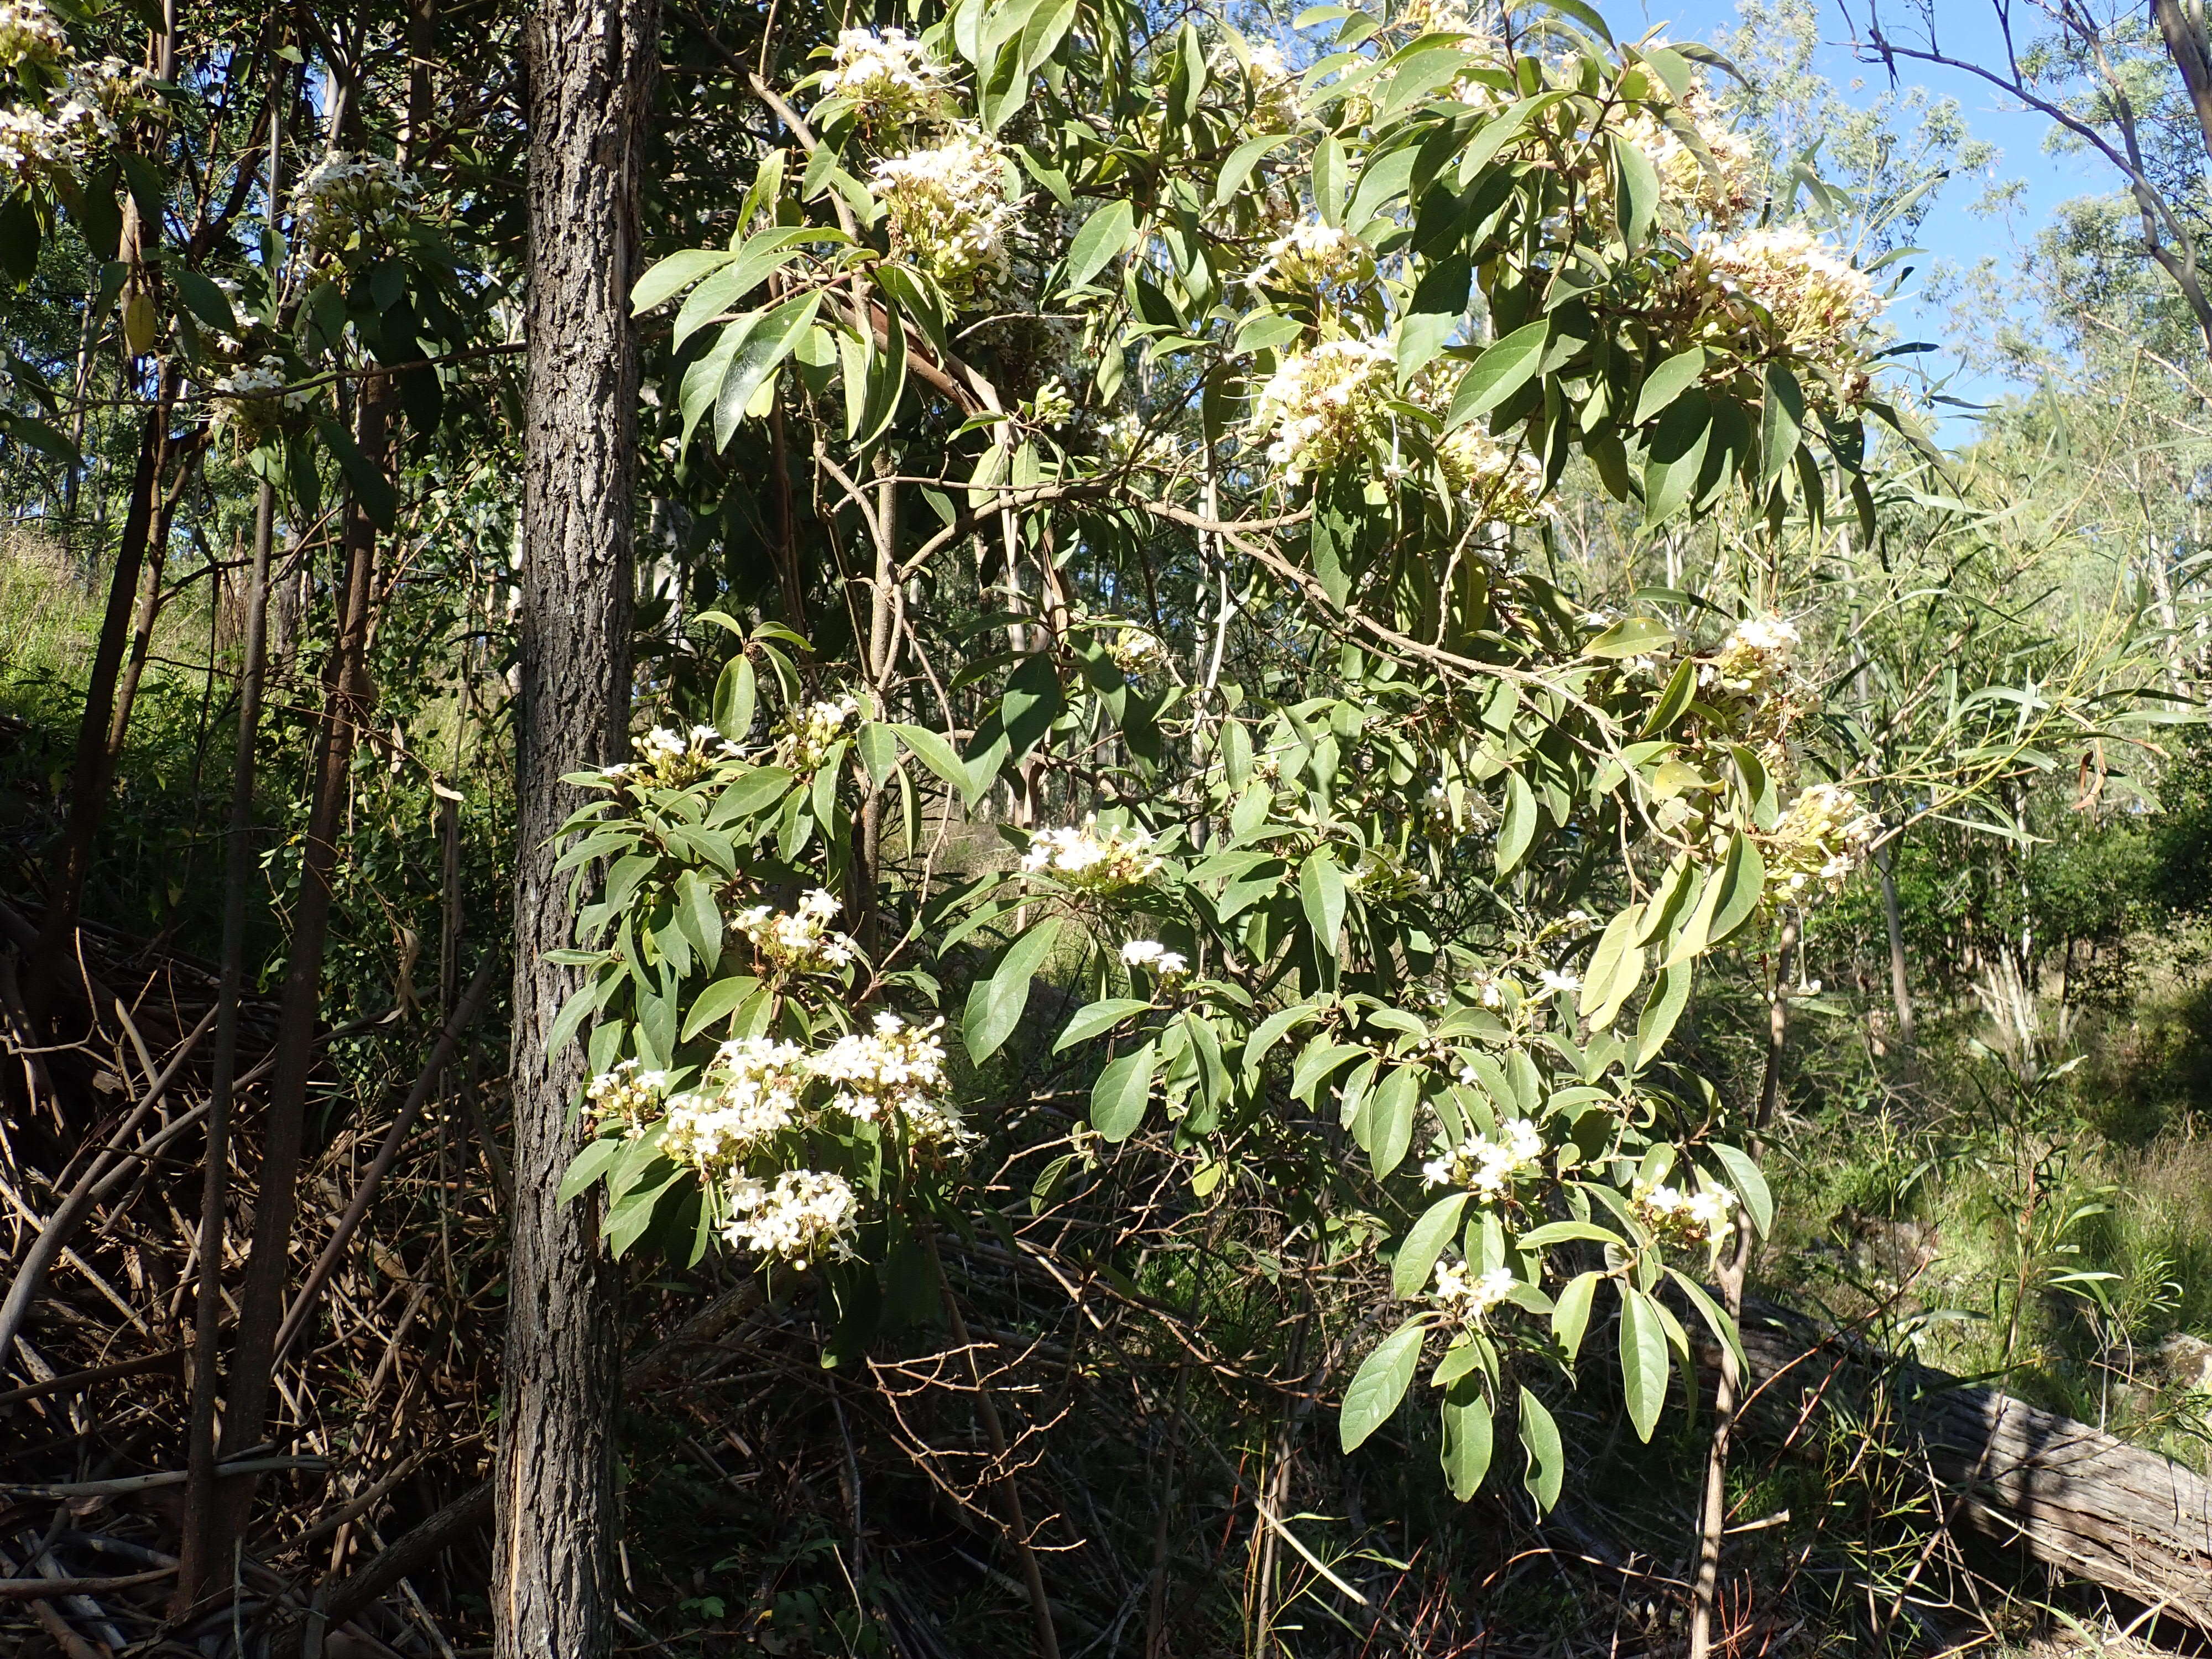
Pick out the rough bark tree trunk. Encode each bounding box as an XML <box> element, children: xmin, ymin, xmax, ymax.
<box><xmin>493</xmin><ymin>0</ymin><xmax>656</xmax><ymax>1653</ymax></box>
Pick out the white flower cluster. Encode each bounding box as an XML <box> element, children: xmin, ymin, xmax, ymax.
<box><xmin>1120</xmin><ymin>939</ymin><xmax>1189</xmax><ymax>978</ymax></box>
<box><xmin>1423</xmin><ymin>1117</ymin><xmax>1544</xmax><ymax>1199</ymax></box>
<box><xmin>724</xmin><ymin>1168</ymin><xmax>858</xmax><ymax>1267</ymax></box>
<box><xmin>0</xmin><ymin>102</ymin><xmax>66</xmax><ymax>184</ymax></box>
<box><xmin>604</xmin><ymin>723</ymin><xmax>736</xmax><ymax>789</ymax></box>
<box><xmin>1102</xmin><ymin>623</ymin><xmax>1170</xmax><ymax>678</ymax></box>
<box><xmin>818</xmin><ymin>26</ymin><xmax>952</xmax><ymax>126</ymax></box>
<box><xmin>1438</xmin><ymin>423</ymin><xmax>1548</xmax><ymax>522</ymax></box>
<box><xmin>1702</xmin><ymin>614</ymin><xmax>1798</xmax><ymax>695</ymax></box>
<box><xmin>1249</xmin><ymin>335</ymin><xmax>1394</xmax><ymax>488</ymax></box>
<box><xmin>662</xmin><ymin>1037</ymin><xmax>811</xmax><ymax>1172</ymax></box>
<box><xmin>1254</xmin><ymin>219</ymin><xmax>1375</xmax><ymax>293</ymax></box>
<box><xmin>810</xmin><ymin>1013</ymin><xmax>962</xmax><ymax>1144</ymax></box>
<box><xmin>775</xmin><ymin>693</ymin><xmax>859</xmax><ymax>771</ymax></box>
<box><xmin>870</xmin><ymin>128</ymin><xmax>1017</xmax><ymax>306</ymax></box>
<box><xmin>1027</xmin><ymin>375</ymin><xmax>1073</xmax><ymax>427</ymax></box>
<box><xmin>1099</xmin><ymin>411</ymin><xmax>1182</xmax><ymax>474</ymax></box>
<box><xmin>585</xmin><ymin>1058</ymin><xmax>670</xmax><ymax>1136</ymax></box>
<box><xmin>1610</xmin><ymin>82</ymin><xmax>1761</xmax><ymax>231</ymax></box>
<box><xmin>1021</xmin><ymin>816</ymin><xmax>1163</xmax><ymax>893</ymax></box>
<box><xmin>1682</xmin><ymin>225</ymin><xmax>1884</xmax><ymax>399</ymax></box>
<box><xmin>0</xmin><ymin>0</ymin><xmax>67</xmax><ymax>68</ymax></box>
<box><xmin>210</xmin><ymin>358</ymin><xmax>308</xmax><ymax>446</ymax></box>
<box><xmin>1432</xmin><ymin>1259</ymin><xmax>1516</xmax><ymax>1323</ymax></box>
<box><xmin>293</xmin><ymin>153</ymin><xmax>419</xmax><ymax>257</ymax></box>
<box><xmin>1634</xmin><ymin>1180</ymin><xmax>1738</xmax><ymax>1245</ymax></box>
<box><xmin>1236</xmin><ymin>41</ymin><xmax>1302</xmax><ymax>130</ymax></box>
<box><xmin>732</xmin><ymin>888</ymin><xmax>857</xmax><ymax>976</ymax></box>
<box><xmin>1765</xmin><ymin>781</ymin><xmax>1879</xmax><ymax>897</ymax></box>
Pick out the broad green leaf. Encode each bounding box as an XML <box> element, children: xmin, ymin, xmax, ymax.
<box><xmin>557</xmin><ymin>1135</ymin><xmax>624</xmax><ymax>1206</ymax></box>
<box><xmin>1439</xmin><ymin>1379</ymin><xmax>1492</xmax><ymax>1500</ymax></box>
<box><xmin>679</xmin><ymin>322</ymin><xmax>747</xmax><ymax>455</ymax></box>
<box><xmin>1518</xmin><ymin>1387</ymin><xmax>1564</xmax><ymax>1511</ymax></box>
<box><xmin>1300</xmin><ymin>851</ymin><xmax>1348</xmax><ymax>955</ymax></box>
<box><xmin>1091</xmin><ymin>1038</ymin><xmax>1159</xmax><ymax>1141</ymax></box>
<box><xmin>1641</xmin><ymin>393</ymin><xmax>1712</xmax><ymax>526</ymax></box>
<box><xmin>1392</xmin><ymin>1192</ymin><xmax>1471</xmax><ymax>1298</ymax></box>
<box><xmin>1708</xmin><ymin>833</ymin><xmax>1766</xmax><ymax>946</ymax></box>
<box><xmin>1551</xmin><ymin>1270</ymin><xmax>1599</xmax><ymax>1359</ymax></box>
<box><xmin>1618</xmin><ymin>1284</ymin><xmax>1670</xmax><ymax>1441</ymax></box>
<box><xmin>633</xmin><ymin>247</ymin><xmax>737</xmax><ymax>314</ymax></box>
<box><xmin>1579</xmin><ymin>905</ymin><xmax>1644</xmax><ymax>1028</ymax></box>
<box><xmin>714</xmin><ymin>289</ymin><xmax>823</xmax><ymax>449</ymax></box>
<box><xmin>1634</xmin><ymin>960</ymin><xmax>1692</xmax><ymax>1066</ymax></box>
<box><xmin>1369</xmin><ymin>1063</ymin><xmax>1418</xmax><ymax>1177</ymax></box>
<box><xmin>1495</xmin><ymin>772</ymin><xmax>1537</xmax><ymax>876</ymax></box>
<box><xmin>1056</xmin><ymin>997</ymin><xmax>1152</xmax><ymax>1051</ymax></box>
<box><xmin>713</xmin><ymin>653</ymin><xmax>757</xmax><ymax>742</ymax></box>
<box><xmin>1609</xmin><ymin>130</ymin><xmax>1659</xmax><ymax>252</ymax></box>
<box><xmin>964</xmin><ymin>917</ymin><xmax>1063</xmax><ymax>1063</ymax></box>
<box><xmin>1518</xmin><ymin>1219</ymin><xmax>1620</xmax><ymax>1249</ymax></box>
<box><xmin>890</xmin><ymin>723</ymin><xmax>986</xmax><ymax>807</ymax></box>
<box><xmin>1632</xmin><ymin>347</ymin><xmax>1707</xmax><ymax>426</ymax></box>
<box><xmin>1707</xmin><ymin>1142</ymin><xmax>1772</xmax><ymax>1236</ymax></box>
<box><xmin>1447</xmin><ymin>318</ymin><xmax>1547</xmax><ymax>428</ymax></box>
<box><xmin>1064</xmin><ymin>199</ymin><xmax>1135</xmax><ymax>288</ymax></box>
<box><xmin>681</xmin><ymin>974</ymin><xmax>760</xmax><ymax>1041</ymax></box>
<box><xmin>1214</xmin><ymin>132</ymin><xmax>1295</xmax><ymax>206</ymax></box>
<box><xmin>1584</xmin><ymin>617</ymin><xmax>1673</xmax><ymax>659</ymax></box>
<box><xmin>1339</xmin><ymin>1318</ymin><xmax>1423</xmax><ymax>1451</ymax></box>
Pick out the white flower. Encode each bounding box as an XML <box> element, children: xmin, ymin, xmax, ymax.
<box><xmin>1423</xmin><ymin>1117</ymin><xmax>1543</xmax><ymax>1199</ymax></box>
<box><xmin>661</xmin><ymin>1038</ymin><xmax>812</xmax><ymax>1174</ymax></box>
<box><xmin>1432</xmin><ymin>1259</ymin><xmax>1516</xmax><ymax>1321</ymax></box>
<box><xmin>1764</xmin><ymin>782</ymin><xmax>1878</xmax><ymax>898</ymax></box>
<box><xmin>0</xmin><ymin>0</ymin><xmax>69</xmax><ymax>67</ymax></box>
<box><xmin>1119</xmin><ymin>940</ymin><xmax>1189</xmax><ymax>978</ymax></box>
<box><xmin>808</xmin><ymin>1013</ymin><xmax>964</xmax><ymax>1144</ymax></box>
<box><xmin>209</xmin><ymin>357</ymin><xmax>309</xmax><ymax>445</ymax></box>
<box><xmin>1248</xmin><ymin>335</ymin><xmax>1395</xmax><ymax>488</ymax></box>
<box><xmin>818</xmin><ymin>27</ymin><xmax>952</xmax><ymax>126</ymax></box>
<box><xmin>722</xmin><ymin>1168</ymin><xmax>858</xmax><ymax>1267</ymax></box>
<box><xmin>586</xmin><ymin>1058</ymin><xmax>669</xmax><ymax>1136</ymax></box>
<box><xmin>1100</xmin><ymin>623</ymin><xmax>1171</xmax><ymax>678</ymax></box>
<box><xmin>1681</xmin><ymin>226</ymin><xmax>1884</xmax><ymax>398</ymax></box>
<box><xmin>1253</xmin><ymin>218</ymin><xmax>1375</xmax><ymax>293</ymax></box>
<box><xmin>1536</xmin><ymin>968</ymin><xmax>1581</xmax><ymax>999</ymax></box>
<box><xmin>610</xmin><ymin>721</ymin><xmax>737</xmax><ymax>788</ymax></box>
<box><xmin>1436</xmin><ymin>423</ymin><xmax>1548</xmax><ymax>522</ymax></box>
<box><xmin>293</xmin><ymin>152</ymin><xmax>419</xmax><ymax>257</ymax></box>
<box><xmin>1635</xmin><ymin>1176</ymin><xmax>1738</xmax><ymax>1244</ymax></box>
<box><xmin>775</xmin><ymin>693</ymin><xmax>859</xmax><ymax>770</ymax></box>
<box><xmin>732</xmin><ymin>888</ymin><xmax>857</xmax><ymax>977</ymax></box>
<box><xmin>1020</xmin><ymin>816</ymin><xmax>1162</xmax><ymax>893</ymax></box>
<box><xmin>869</xmin><ymin>128</ymin><xmax>1018</xmax><ymax>306</ymax></box>
<box><xmin>0</xmin><ymin>105</ymin><xmax>71</xmax><ymax>185</ymax></box>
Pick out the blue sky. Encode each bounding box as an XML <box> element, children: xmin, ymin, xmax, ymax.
<box><xmin>1624</xmin><ymin>0</ymin><xmax>2121</xmax><ymax>421</ymax></box>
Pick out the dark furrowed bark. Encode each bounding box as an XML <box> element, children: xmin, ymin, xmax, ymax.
<box><xmin>494</xmin><ymin>0</ymin><xmax>657</xmax><ymax>1653</ymax></box>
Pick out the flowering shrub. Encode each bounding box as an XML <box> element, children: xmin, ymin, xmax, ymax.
<box><xmin>868</xmin><ymin>129</ymin><xmax>1016</xmax><ymax>304</ymax></box>
<box><xmin>0</xmin><ymin>0</ymin><xmax>66</xmax><ymax>71</ymax></box>
<box><xmin>293</xmin><ymin>152</ymin><xmax>419</xmax><ymax>258</ymax></box>
<box><xmin>1019</xmin><ymin>817</ymin><xmax>1164</xmax><ymax>893</ymax></box>
<box><xmin>816</xmin><ymin>27</ymin><xmax>953</xmax><ymax>129</ymax></box>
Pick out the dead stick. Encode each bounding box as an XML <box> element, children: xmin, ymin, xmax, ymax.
<box><xmin>0</xmin><ymin>1567</ymin><xmax>174</xmax><ymax>1599</ymax></box>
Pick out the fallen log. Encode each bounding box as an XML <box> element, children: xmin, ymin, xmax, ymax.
<box><xmin>1728</xmin><ymin>1299</ymin><xmax>2212</xmax><ymax>1631</ymax></box>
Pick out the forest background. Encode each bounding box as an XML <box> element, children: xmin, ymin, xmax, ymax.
<box><xmin>4</xmin><ymin>0</ymin><xmax>2212</xmax><ymax>1653</ymax></box>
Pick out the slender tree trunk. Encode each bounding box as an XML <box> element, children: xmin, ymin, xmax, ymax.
<box><xmin>1878</xmin><ymin>840</ymin><xmax>1915</xmax><ymax>1056</ymax></box>
<box><xmin>1688</xmin><ymin>917</ymin><xmax>1796</xmax><ymax>1659</ymax></box>
<box><xmin>173</xmin><ymin>479</ymin><xmax>276</xmax><ymax>1613</ymax></box>
<box><xmin>208</xmin><ymin>384</ymin><xmax>388</xmax><ymax>1556</ymax></box>
<box><xmin>27</xmin><ymin>369</ymin><xmax>178</xmax><ymax>1024</ymax></box>
<box><xmin>105</xmin><ymin>440</ymin><xmax>200</xmax><ymax>759</ymax></box>
<box><xmin>494</xmin><ymin>0</ymin><xmax>655</xmax><ymax>1651</ymax></box>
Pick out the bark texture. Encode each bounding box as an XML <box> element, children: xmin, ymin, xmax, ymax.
<box><xmin>495</xmin><ymin>0</ymin><xmax>655</xmax><ymax>1653</ymax></box>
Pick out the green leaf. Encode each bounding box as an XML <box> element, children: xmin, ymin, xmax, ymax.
<box><xmin>1640</xmin><ymin>656</ymin><xmax>1697</xmax><ymax>736</ymax></box>
<box><xmin>1585</xmin><ymin>616</ymin><xmax>1673</xmax><ymax>659</ymax></box>
<box><xmin>1064</xmin><ymin>199</ymin><xmax>1135</xmax><ymax>289</ymax></box>
<box><xmin>714</xmin><ymin>289</ymin><xmax>823</xmax><ymax>450</ymax></box>
<box><xmin>1518</xmin><ymin>1387</ymin><xmax>1564</xmax><ymax>1511</ymax></box>
<box><xmin>1241</xmin><ymin>1002</ymin><xmax>1320</xmax><ymax>1079</ymax></box>
<box><xmin>1579</xmin><ymin>905</ymin><xmax>1644</xmax><ymax>1028</ymax></box>
<box><xmin>1339</xmin><ymin>1318</ymin><xmax>1423</xmax><ymax>1451</ymax></box>
<box><xmin>557</xmin><ymin>1135</ymin><xmax>625</xmax><ymax>1206</ymax></box>
<box><xmin>890</xmin><ymin>723</ymin><xmax>984</xmax><ymax>807</ymax></box>
<box><xmin>1551</xmin><ymin>1270</ymin><xmax>1599</xmax><ymax>1359</ymax></box>
<box><xmin>673</xmin><ymin>231</ymin><xmax>816</xmax><ymax>349</ymax></box>
<box><xmin>1446</xmin><ymin>318</ymin><xmax>1547</xmax><ymax>429</ymax></box>
<box><xmin>1495</xmin><ymin>772</ymin><xmax>1536</xmax><ymax>877</ymax></box>
<box><xmin>1518</xmin><ymin>1219</ymin><xmax>1620</xmax><ymax>1249</ymax></box>
<box><xmin>1707</xmin><ymin>1142</ymin><xmax>1772</xmax><ymax>1236</ymax></box>
<box><xmin>1300</xmin><ymin>851</ymin><xmax>1348</xmax><ymax>955</ymax></box>
<box><xmin>1439</xmin><ymin>1379</ymin><xmax>1493</xmax><ymax>1500</ymax></box>
<box><xmin>1055</xmin><ymin>997</ymin><xmax>1151</xmax><ymax>1051</ymax></box>
<box><xmin>675</xmin><ymin>868</ymin><xmax>723</xmax><ymax>974</ymax></box>
<box><xmin>633</xmin><ymin>247</ymin><xmax>738</xmax><ymax>315</ymax></box>
<box><xmin>173</xmin><ymin>269</ymin><xmax>239</xmax><ymax>332</ymax></box>
<box><xmin>1641</xmin><ymin>393</ymin><xmax>1713</xmax><ymax>526</ymax></box>
<box><xmin>1392</xmin><ymin>1192</ymin><xmax>1471</xmax><ymax>1298</ymax></box>
<box><xmin>314</xmin><ymin>416</ymin><xmax>396</xmax><ymax>530</ymax></box>
<box><xmin>1091</xmin><ymin>1038</ymin><xmax>1159</xmax><ymax>1141</ymax></box>
<box><xmin>681</xmin><ymin>974</ymin><xmax>760</xmax><ymax>1041</ymax></box>
<box><xmin>963</xmin><ymin>917</ymin><xmax>1062</xmax><ymax>1063</ymax></box>
<box><xmin>1668</xmin><ymin>1269</ymin><xmax>1750</xmax><ymax>1383</ymax></box>
<box><xmin>679</xmin><ymin>322</ymin><xmax>747</xmax><ymax>455</ymax></box>
<box><xmin>1609</xmin><ymin>131</ymin><xmax>1660</xmax><ymax>253</ymax></box>
<box><xmin>1634</xmin><ymin>960</ymin><xmax>1692</xmax><ymax>1067</ymax></box>
<box><xmin>1758</xmin><ymin>361</ymin><xmax>1805</xmax><ymax>489</ymax></box>
<box><xmin>1214</xmin><ymin>132</ymin><xmax>1295</xmax><ymax>206</ymax></box>
<box><xmin>713</xmin><ymin>654</ymin><xmax>757</xmax><ymax>742</ymax></box>
<box><xmin>1632</xmin><ymin>347</ymin><xmax>1707</xmax><ymax>426</ymax></box>
<box><xmin>1369</xmin><ymin>1063</ymin><xmax>1418</xmax><ymax>1178</ymax></box>
<box><xmin>1708</xmin><ymin>833</ymin><xmax>1766</xmax><ymax>946</ymax></box>
<box><xmin>1618</xmin><ymin>1284</ymin><xmax>1670</xmax><ymax>1441</ymax></box>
